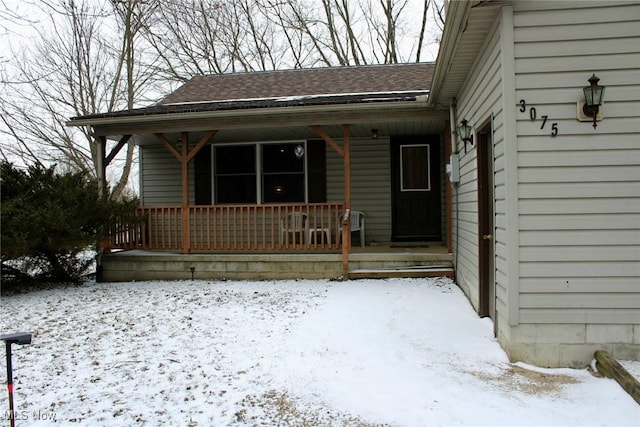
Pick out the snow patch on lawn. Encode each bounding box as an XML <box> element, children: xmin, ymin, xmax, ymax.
<box><xmin>1</xmin><ymin>278</ymin><xmax>637</xmax><ymax>426</ymax></box>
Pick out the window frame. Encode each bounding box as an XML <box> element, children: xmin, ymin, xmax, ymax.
<box><xmin>212</xmin><ymin>140</ymin><xmax>308</xmax><ymax>205</ymax></box>
<box><xmin>399</xmin><ymin>143</ymin><xmax>431</xmax><ymax>192</ymax></box>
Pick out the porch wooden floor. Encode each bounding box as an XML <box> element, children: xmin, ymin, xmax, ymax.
<box><xmin>100</xmin><ymin>244</ymin><xmax>453</xmax><ymax>282</ymax></box>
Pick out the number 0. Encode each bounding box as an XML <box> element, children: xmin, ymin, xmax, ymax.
<box><xmin>529</xmin><ymin>107</ymin><xmax>537</xmax><ymax>121</ymax></box>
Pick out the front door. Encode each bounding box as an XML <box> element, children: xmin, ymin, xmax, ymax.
<box><xmin>391</xmin><ymin>136</ymin><xmax>441</xmax><ymax>241</ymax></box>
<box><xmin>477</xmin><ymin>125</ymin><xmax>495</xmax><ymax>321</ymax></box>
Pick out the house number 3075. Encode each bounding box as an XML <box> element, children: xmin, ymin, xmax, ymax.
<box><xmin>519</xmin><ymin>99</ymin><xmax>558</xmax><ymax>137</ymax></box>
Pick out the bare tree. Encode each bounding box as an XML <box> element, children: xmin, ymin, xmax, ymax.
<box><xmin>0</xmin><ymin>0</ymin><xmax>157</xmax><ymax>198</ymax></box>
<box><xmin>1</xmin><ymin>0</ymin><xmax>445</xmax><ymax>192</ymax></box>
<box><xmin>145</xmin><ymin>0</ymin><xmax>444</xmax><ymax>82</ymax></box>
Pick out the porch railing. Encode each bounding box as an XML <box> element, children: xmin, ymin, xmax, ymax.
<box><xmin>109</xmin><ymin>203</ymin><xmax>345</xmax><ymax>251</ymax></box>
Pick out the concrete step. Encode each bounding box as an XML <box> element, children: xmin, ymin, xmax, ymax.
<box><xmin>348</xmin><ymin>266</ymin><xmax>455</xmax><ymax>279</ymax></box>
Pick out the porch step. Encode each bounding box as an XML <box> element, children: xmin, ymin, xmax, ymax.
<box><xmin>348</xmin><ymin>265</ymin><xmax>455</xmax><ymax>280</ymax></box>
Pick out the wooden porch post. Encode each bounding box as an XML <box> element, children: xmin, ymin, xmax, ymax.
<box><xmin>97</xmin><ymin>134</ymin><xmax>131</xmax><ymax>197</ymax></box>
<box><xmin>445</xmin><ymin>120</ymin><xmax>453</xmax><ymax>253</ymax></box>
<box><xmin>181</xmin><ymin>132</ymin><xmax>190</xmax><ymax>253</ymax></box>
<box><xmin>342</xmin><ymin>124</ymin><xmax>352</xmax><ymax>274</ymax></box>
<box><xmin>310</xmin><ymin>124</ymin><xmax>352</xmax><ymax>276</ymax></box>
<box><xmin>155</xmin><ymin>130</ymin><xmax>217</xmax><ymax>253</ymax></box>
<box><xmin>97</xmin><ymin>136</ymin><xmax>107</xmax><ymax>197</ymax></box>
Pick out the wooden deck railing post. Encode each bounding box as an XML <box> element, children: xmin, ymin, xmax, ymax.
<box><xmin>124</xmin><ymin>203</ymin><xmax>343</xmax><ymax>252</ymax></box>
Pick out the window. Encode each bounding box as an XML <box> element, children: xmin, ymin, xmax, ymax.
<box><xmin>214</xmin><ymin>145</ymin><xmax>256</xmax><ymax>204</ymax></box>
<box><xmin>400</xmin><ymin>144</ymin><xmax>430</xmax><ymax>191</ymax></box>
<box><xmin>262</xmin><ymin>143</ymin><xmax>305</xmax><ymax>203</ymax></box>
<box><xmin>205</xmin><ymin>141</ymin><xmax>325</xmax><ymax>205</ymax></box>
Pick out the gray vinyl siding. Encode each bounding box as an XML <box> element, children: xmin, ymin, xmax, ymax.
<box><xmin>454</xmin><ymin>19</ymin><xmax>507</xmax><ymax>322</ymax></box>
<box><xmin>450</xmin><ymin>1</ymin><xmax>639</xmax><ymax>366</ymax></box>
<box><xmin>326</xmin><ymin>137</ymin><xmax>392</xmax><ymax>244</ymax></box>
<box><xmin>512</xmin><ymin>1</ymin><xmax>640</xmax><ymax>326</ymax></box>
<box><xmin>140</xmin><ymin>144</ymin><xmax>185</xmax><ymax>206</ymax></box>
<box><xmin>142</xmin><ymin>138</ymin><xmax>393</xmax><ymax>244</ymax></box>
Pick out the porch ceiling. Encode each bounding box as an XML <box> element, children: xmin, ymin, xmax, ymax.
<box><xmin>131</xmin><ymin>118</ymin><xmax>446</xmax><ymax>146</ymax></box>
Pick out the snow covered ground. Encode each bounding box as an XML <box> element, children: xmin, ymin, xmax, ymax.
<box><xmin>1</xmin><ymin>278</ymin><xmax>638</xmax><ymax>426</ymax></box>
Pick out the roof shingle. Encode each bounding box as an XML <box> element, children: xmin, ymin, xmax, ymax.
<box><xmin>160</xmin><ymin>63</ymin><xmax>434</xmax><ymax>105</ymax></box>
<box><xmin>69</xmin><ymin>63</ymin><xmax>434</xmax><ymax>121</ymax></box>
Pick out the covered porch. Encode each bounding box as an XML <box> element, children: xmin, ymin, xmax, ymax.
<box><xmin>68</xmin><ymin>64</ymin><xmax>454</xmax><ymax>281</ymax></box>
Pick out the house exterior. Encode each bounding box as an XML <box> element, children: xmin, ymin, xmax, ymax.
<box><xmin>68</xmin><ymin>0</ymin><xmax>639</xmax><ymax>367</ymax></box>
<box><xmin>429</xmin><ymin>0</ymin><xmax>639</xmax><ymax>367</ymax></box>
<box><xmin>68</xmin><ymin>64</ymin><xmax>454</xmax><ymax>280</ymax></box>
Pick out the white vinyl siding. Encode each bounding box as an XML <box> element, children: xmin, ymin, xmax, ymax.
<box><xmin>512</xmin><ymin>1</ymin><xmax>640</xmax><ymax>328</ymax></box>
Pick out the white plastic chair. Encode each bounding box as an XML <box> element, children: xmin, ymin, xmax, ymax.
<box><xmin>280</xmin><ymin>212</ymin><xmax>308</xmax><ymax>244</ymax></box>
<box><xmin>340</xmin><ymin>210</ymin><xmax>365</xmax><ymax>247</ymax></box>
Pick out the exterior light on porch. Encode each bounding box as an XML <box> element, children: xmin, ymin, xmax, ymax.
<box><xmin>371</xmin><ymin>128</ymin><xmax>379</xmax><ymax>139</ymax></box>
<box><xmin>582</xmin><ymin>74</ymin><xmax>605</xmax><ymax>129</ymax></box>
<box><xmin>458</xmin><ymin>119</ymin><xmax>474</xmax><ymax>153</ymax></box>
<box><xmin>294</xmin><ymin>144</ymin><xmax>304</xmax><ymax>159</ymax></box>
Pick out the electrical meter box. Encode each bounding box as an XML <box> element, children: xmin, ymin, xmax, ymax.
<box><xmin>447</xmin><ymin>154</ymin><xmax>460</xmax><ymax>183</ymax></box>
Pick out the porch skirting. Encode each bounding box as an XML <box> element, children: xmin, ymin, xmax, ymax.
<box><xmin>99</xmin><ymin>249</ymin><xmax>453</xmax><ymax>282</ymax></box>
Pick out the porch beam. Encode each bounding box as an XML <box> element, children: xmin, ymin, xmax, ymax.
<box><xmin>310</xmin><ymin>125</ymin><xmax>344</xmax><ymax>157</ymax></box>
<box><xmin>155</xmin><ymin>133</ymin><xmax>182</xmax><ymax>161</ymax></box>
<box><xmin>104</xmin><ymin>134</ymin><xmax>131</xmax><ymax>166</ymax></box>
<box><xmin>186</xmin><ymin>130</ymin><xmax>217</xmax><ymax>162</ymax></box>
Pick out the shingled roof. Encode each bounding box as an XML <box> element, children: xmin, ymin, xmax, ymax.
<box><xmin>70</xmin><ymin>63</ymin><xmax>434</xmax><ymax>121</ymax></box>
<box><xmin>161</xmin><ymin>63</ymin><xmax>434</xmax><ymax>104</ymax></box>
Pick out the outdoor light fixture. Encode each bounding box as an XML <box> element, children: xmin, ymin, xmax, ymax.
<box><xmin>458</xmin><ymin>119</ymin><xmax>474</xmax><ymax>153</ymax></box>
<box><xmin>371</xmin><ymin>129</ymin><xmax>379</xmax><ymax>139</ymax></box>
<box><xmin>582</xmin><ymin>74</ymin><xmax>605</xmax><ymax>129</ymax></box>
<box><xmin>294</xmin><ymin>144</ymin><xmax>304</xmax><ymax>159</ymax></box>
<box><xmin>1</xmin><ymin>332</ymin><xmax>32</xmax><ymax>427</ymax></box>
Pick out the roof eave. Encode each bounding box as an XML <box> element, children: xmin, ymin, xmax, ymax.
<box><xmin>427</xmin><ymin>0</ymin><xmax>473</xmax><ymax>108</ymax></box>
<box><xmin>68</xmin><ymin>99</ymin><xmax>436</xmax><ymax>136</ymax></box>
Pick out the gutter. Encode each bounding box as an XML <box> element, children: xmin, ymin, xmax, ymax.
<box><xmin>66</xmin><ymin>99</ymin><xmax>431</xmax><ymax>128</ymax></box>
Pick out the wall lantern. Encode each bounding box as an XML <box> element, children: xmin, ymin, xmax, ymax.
<box><xmin>371</xmin><ymin>128</ymin><xmax>379</xmax><ymax>140</ymax></box>
<box><xmin>458</xmin><ymin>119</ymin><xmax>474</xmax><ymax>153</ymax></box>
<box><xmin>582</xmin><ymin>74</ymin><xmax>605</xmax><ymax>129</ymax></box>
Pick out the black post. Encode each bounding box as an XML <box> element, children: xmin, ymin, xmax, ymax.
<box><xmin>5</xmin><ymin>341</ymin><xmax>15</xmax><ymax>427</ymax></box>
<box><xmin>1</xmin><ymin>333</ymin><xmax>31</xmax><ymax>427</ymax></box>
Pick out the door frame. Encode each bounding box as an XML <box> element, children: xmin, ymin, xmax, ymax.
<box><xmin>477</xmin><ymin>120</ymin><xmax>495</xmax><ymax>320</ymax></box>
<box><xmin>390</xmin><ymin>136</ymin><xmax>442</xmax><ymax>242</ymax></box>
